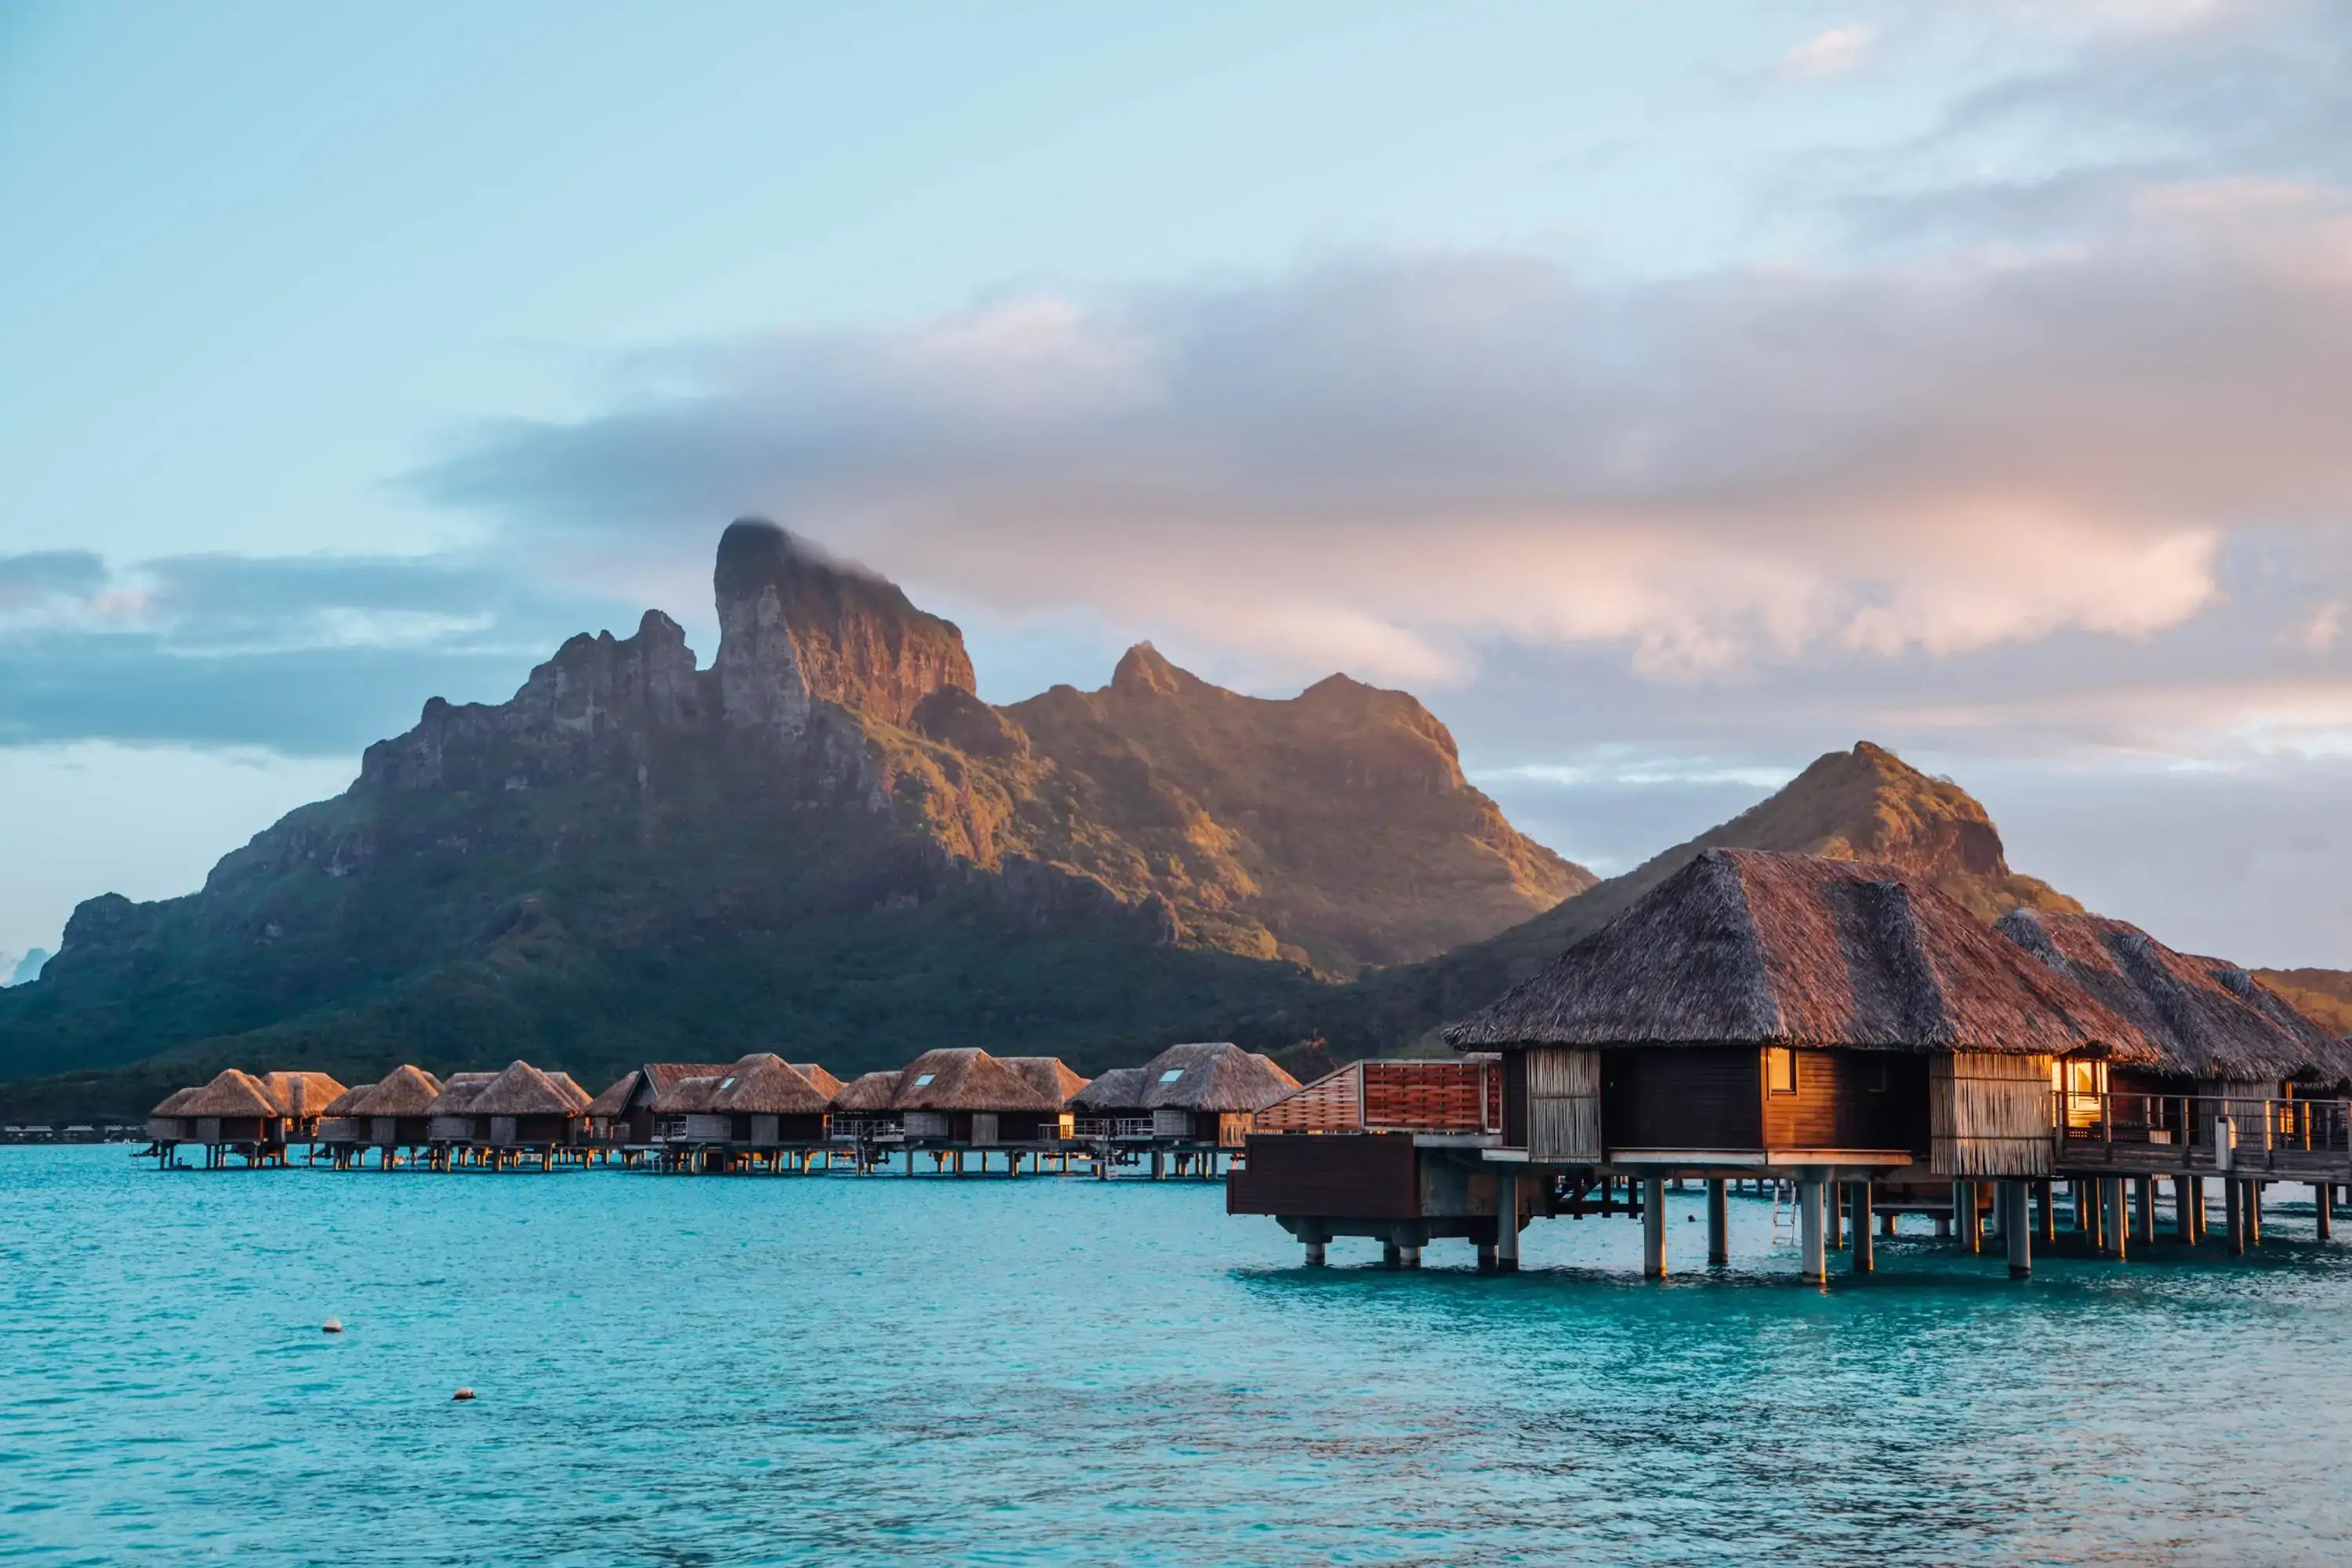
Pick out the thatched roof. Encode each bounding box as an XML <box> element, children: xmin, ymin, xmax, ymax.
<box><xmin>423</xmin><ymin>1071</ymin><xmax>499</xmax><ymax>1117</ymax></box>
<box><xmin>343</xmin><ymin>1065</ymin><xmax>445</xmax><ymax>1117</ymax></box>
<box><xmin>543</xmin><ymin>1071</ymin><xmax>589</xmax><ymax>1105</ymax></box>
<box><xmin>256</xmin><ymin>1071</ymin><xmax>347</xmax><ymax>1118</ymax></box>
<box><xmin>1000</xmin><ymin>1056</ymin><xmax>1090</xmax><ymax>1109</ymax></box>
<box><xmin>708</xmin><ymin>1054</ymin><xmax>833</xmax><ymax>1116</ymax></box>
<box><xmin>1072</xmin><ymin>1066</ymin><xmax>1148</xmax><ymax>1112</ymax></box>
<box><xmin>174</xmin><ymin>1069</ymin><xmax>283</xmax><ymax>1118</ymax></box>
<box><xmin>793</xmin><ymin>1063</ymin><xmax>845</xmax><ymax>1099</ymax></box>
<box><xmin>831</xmin><ymin>1070</ymin><xmax>900</xmax><ymax>1113</ymax></box>
<box><xmin>891</xmin><ymin>1049</ymin><xmax>1062</xmax><ymax>1112</ymax></box>
<box><xmin>652</xmin><ymin>1074</ymin><xmax>725</xmax><ymax>1114</ymax></box>
<box><xmin>1998</xmin><ymin>909</ymin><xmax>2352</xmax><ymax>1084</ymax></box>
<box><xmin>466</xmin><ymin>1061</ymin><xmax>590</xmax><ymax>1116</ymax></box>
<box><xmin>150</xmin><ymin>1084</ymin><xmax>203</xmax><ymax>1117</ymax></box>
<box><xmin>586</xmin><ymin>1072</ymin><xmax>641</xmax><ymax>1118</ymax></box>
<box><xmin>1129</xmin><ymin>1042</ymin><xmax>1301</xmax><ymax>1112</ymax></box>
<box><xmin>1446</xmin><ymin>848</ymin><xmax>2154</xmax><ymax>1061</ymax></box>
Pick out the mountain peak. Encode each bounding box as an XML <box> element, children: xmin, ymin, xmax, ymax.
<box><xmin>713</xmin><ymin>517</ymin><xmax>975</xmax><ymax>735</ymax></box>
<box><xmin>1110</xmin><ymin>641</ymin><xmax>1186</xmax><ymax>696</ymax></box>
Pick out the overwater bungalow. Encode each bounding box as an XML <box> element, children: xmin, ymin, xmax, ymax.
<box><xmin>466</xmin><ymin>1061</ymin><xmax>593</xmax><ymax>1164</ymax></box>
<box><xmin>584</xmin><ymin>1062</ymin><xmax>731</xmax><ymax>1146</ymax></box>
<box><xmin>255</xmin><ymin>1072</ymin><xmax>347</xmax><ymax>1142</ymax></box>
<box><xmin>884</xmin><ymin>1048</ymin><xmax>1068</xmax><ymax>1171</ymax></box>
<box><xmin>318</xmin><ymin>1065</ymin><xmax>445</xmax><ymax>1168</ymax></box>
<box><xmin>793</xmin><ymin>1063</ymin><xmax>846</xmax><ymax>1100</ymax></box>
<box><xmin>1072</xmin><ymin>1066</ymin><xmax>1148</xmax><ymax>1134</ymax></box>
<box><xmin>145</xmin><ymin>1086</ymin><xmax>201</xmax><ymax>1156</ymax></box>
<box><xmin>1000</xmin><ymin>1057</ymin><xmax>1091</xmax><ymax>1142</ymax></box>
<box><xmin>1235</xmin><ymin>849</ymin><xmax>2154</xmax><ymax>1279</ymax></box>
<box><xmin>648</xmin><ymin>1054</ymin><xmax>836</xmax><ymax>1171</ymax></box>
<box><xmin>1076</xmin><ymin>1044</ymin><xmax>1298</xmax><ymax>1175</ymax></box>
<box><xmin>423</xmin><ymin>1072</ymin><xmax>498</xmax><ymax>1160</ymax></box>
<box><xmin>165</xmin><ymin>1069</ymin><xmax>300</xmax><ymax>1167</ymax></box>
<box><xmin>1998</xmin><ymin>909</ymin><xmax>2352</xmax><ymax>1252</ymax></box>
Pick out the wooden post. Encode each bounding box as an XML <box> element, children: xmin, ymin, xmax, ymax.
<box><xmin>1850</xmin><ymin>1180</ymin><xmax>1874</xmax><ymax>1274</ymax></box>
<box><xmin>2037</xmin><ymin>1179</ymin><xmax>2055</xmax><ymax>1243</ymax></box>
<box><xmin>1498</xmin><ymin>1175</ymin><xmax>1522</xmax><ymax>1272</ymax></box>
<box><xmin>1958</xmin><ymin>1181</ymin><xmax>1983</xmax><ymax>1254</ymax></box>
<box><xmin>2174</xmin><ymin>1175</ymin><xmax>2194</xmax><ymax>1243</ymax></box>
<box><xmin>2248</xmin><ymin>1181</ymin><xmax>2262</xmax><ymax>1247</ymax></box>
<box><xmin>1382</xmin><ymin>1240</ymin><xmax>1402</xmax><ymax>1269</ymax></box>
<box><xmin>1705</xmin><ymin>1179</ymin><xmax>1728</xmax><ymax>1268</ymax></box>
<box><xmin>2134</xmin><ymin>1176</ymin><xmax>2154</xmax><ymax>1245</ymax></box>
<box><xmin>1825</xmin><ymin>1181</ymin><xmax>1843</xmax><ymax>1250</ymax></box>
<box><xmin>2227</xmin><ymin>1179</ymin><xmax>2245</xmax><ymax>1255</ymax></box>
<box><xmin>2319</xmin><ymin>1182</ymin><xmax>2335</xmax><ymax>1243</ymax></box>
<box><xmin>1798</xmin><ymin>1178</ymin><xmax>1826</xmax><ymax>1284</ymax></box>
<box><xmin>2004</xmin><ymin>1181</ymin><xmax>2031</xmax><ymax>1278</ymax></box>
<box><xmin>1642</xmin><ymin>1177</ymin><xmax>1668</xmax><ymax>1277</ymax></box>
<box><xmin>2109</xmin><ymin>1178</ymin><xmax>2128</xmax><ymax>1260</ymax></box>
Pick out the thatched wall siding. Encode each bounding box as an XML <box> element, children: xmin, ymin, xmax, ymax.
<box><xmin>1931</xmin><ymin>1052</ymin><xmax>2053</xmax><ymax>1177</ymax></box>
<box><xmin>427</xmin><ymin>1116</ymin><xmax>473</xmax><ymax>1142</ymax></box>
<box><xmin>906</xmin><ymin>1110</ymin><xmax>950</xmax><ymax>1139</ymax></box>
<box><xmin>370</xmin><ymin>1116</ymin><xmax>401</xmax><ymax>1144</ymax></box>
<box><xmin>1526</xmin><ymin>1046</ymin><xmax>1602</xmax><ymax>1162</ymax></box>
<box><xmin>317</xmin><ymin>1117</ymin><xmax>363</xmax><ymax>1143</ymax></box>
<box><xmin>1152</xmin><ymin>1108</ymin><xmax>1192</xmax><ymax>1138</ymax></box>
<box><xmin>684</xmin><ymin>1113</ymin><xmax>732</xmax><ymax>1143</ymax></box>
<box><xmin>147</xmin><ymin>1118</ymin><xmax>184</xmax><ymax>1142</ymax></box>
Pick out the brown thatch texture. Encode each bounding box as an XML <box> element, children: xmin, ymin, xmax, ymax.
<box><xmin>1000</xmin><ymin>1056</ymin><xmax>1091</xmax><ymax>1109</ymax></box>
<box><xmin>1998</xmin><ymin>909</ymin><xmax>2352</xmax><ymax>1084</ymax></box>
<box><xmin>708</xmin><ymin>1055</ymin><xmax>833</xmax><ymax>1116</ymax></box>
<box><xmin>149</xmin><ymin>1084</ymin><xmax>203</xmax><ymax>1117</ymax></box>
<box><xmin>1071</xmin><ymin>1066</ymin><xmax>1148</xmax><ymax>1112</ymax></box>
<box><xmin>891</xmin><ymin>1049</ymin><xmax>1062</xmax><ymax>1112</ymax></box>
<box><xmin>344</xmin><ymin>1065</ymin><xmax>444</xmax><ymax>1117</ymax></box>
<box><xmin>543</xmin><ymin>1071</ymin><xmax>590</xmax><ymax>1108</ymax></box>
<box><xmin>175</xmin><ymin>1069</ymin><xmax>283</xmax><ymax>1118</ymax></box>
<box><xmin>586</xmin><ymin>1072</ymin><xmax>642</xmax><ymax>1118</ymax></box>
<box><xmin>652</xmin><ymin>1074</ymin><xmax>724</xmax><ymax>1114</ymax></box>
<box><xmin>467</xmin><ymin>1061</ymin><xmax>590</xmax><ymax>1116</ymax></box>
<box><xmin>831</xmin><ymin>1070</ymin><xmax>901</xmax><ymax>1113</ymax></box>
<box><xmin>256</xmin><ymin>1071</ymin><xmax>347</xmax><ymax>1118</ymax></box>
<box><xmin>1446</xmin><ymin>848</ymin><xmax>2154</xmax><ymax>1060</ymax></box>
<box><xmin>792</xmin><ymin>1063</ymin><xmax>845</xmax><ymax>1099</ymax></box>
<box><xmin>1122</xmin><ymin>1042</ymin><xmax>1301</xmax><ymax>1112</ymax></box>
<box><xmin>423</xmin><ymin>1071</ymin><xmax>499</xmax><ymax>1117</ymax></box>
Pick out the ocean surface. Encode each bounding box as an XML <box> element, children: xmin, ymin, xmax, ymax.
<box><xmin>5</xmin><ymin>1146</ymin><xmax>2350</xmax><ymax>1566</ymax></box>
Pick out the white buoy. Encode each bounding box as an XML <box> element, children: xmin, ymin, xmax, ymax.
<box><xmin>452</xmin><ymin>1387</ymin><xmax>476</xmax><ymax>1402</ymax></box>
<box><xmin>321</xmin><ymin>1318</ymin><xmax>343</xmax><ymax>1334</ymax></box>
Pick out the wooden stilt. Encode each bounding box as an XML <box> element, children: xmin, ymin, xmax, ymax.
<box><xmin>2227</xmin><ymin>1179</ymin><xmax>2245</xmax><ymax>1255</ymax></box>
<box><xmin>2135</xmin><ymin>1176</ymin><xmax>2154</xmax><ymax>1245</ymax></box>
<box><xmin>1642</xmin><ymin>1176</ymin><xmax>1667</xmax><ymax>1278</ymax></box>
<box><xmin>1497</xmin><ymin>1174</ymin><xmax>1522</xmax><ymax>1272</ymax></box>
<box><xmin>1799</xmin><ymin>1179</ymin><xmax>1826</xmax><ymax>1284</ymax></box>
<box><xmin>2005</xmin><ymin>1181</ymin><xmax>2031</xmax><ymax>1279</ymax></box>
<box><xmin>2038</xmin><ymin>1179</ymin><xmax>2056</xmax><ymax>1243</ymax></box>
<box><xmin>1959</xmin><ymin>1181</ymin><xmax>1984</xmax><ymax>1254</ymax></box>
<box><xmin>1825</xmin><ymin>1182</ymin><xmax>1843</xmax><ymax>1250</ymax></box>
<box><xmin>1705</xmin><ymin>1178</ymin><xmax>1728</xmax><ymax>1268</ymax></box>
<box><xmin>1850</xmin><ymin>1180</ymin><xmax>1873</xmax><ymax>1274</ymax></box>
<box><xmin>2319</xmin><ymin>1183</ymin><xmax>2335</xmax><ymax>1243</ymax></box>
<box><xmin>2248</xmin><ymin>1181</ymin><xmax>2262</xmax><ymax>1247</ymax></box>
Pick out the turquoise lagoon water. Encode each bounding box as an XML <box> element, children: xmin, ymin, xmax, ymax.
<box><xmin>5</xmin><ymin>1146</ymin><xmax>2350</xmax><ymax>1566</ymax></box>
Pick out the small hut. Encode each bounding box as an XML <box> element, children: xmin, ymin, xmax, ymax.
<box><xmin>170</xmin><ymin>1069</ymin><xmax>292</xmax><ymax>1167</ymax></box>
<box><xmin>793</xmin><ymin>1063</ymin><xmax>846</xmax><ymax>1100</ymax></box>
<box><xmin>467</xmin><ymin>1061</ymin><xmax>592</xmax><ymax>1151</ymax></box>
<box><xmin>831</xmin><ymin>1070</ymin><xmax>901</xmax><ymax>1125</ymax></box>
<box><xmin>424</xmin><ymin>1072</ymin><xmax>499</xmax><ymax>1145</ymax></box>
<box><xmin>319</xmin><ymin>1065</ymin><xmax>445</xmax><ymax>1162</ymax></box>
<box><xmin>891</xmin><ymin>1048</ymin><xmax>1064</xmax><ymax>1145</ymax></box>
<box><xmin>146</xmin><ymin>1085</ymin><xmax>201</xmax><ymax>1149</ymax></box>
<box><xmin>707</xmin><ymin>1054</ymin><xmax>833</xmax><ymax>1146</ymax></box>
<box><xmin>255</xmin><ymin>1071</ymin><xmax>347</xmax><ymax>1139</ymax></box>
<box><xmin>1000</xmin><ymin>1056</ymin><xmax>1091</xmax><ymax>1142</ymax></box>
<box><xmin>585</xmin><ymin>1063</ymin><xmax>731</xmax><ymax>1145</ymax></box>
<box><xmin>1072</xmin><ymin>1067</ymin><xmax>1149</xmax><ymax>1136</ymax></box>
<box><xmin>1125</xmin><ymin>1043</ymin><xmax>1299</xmax><ymax>1146</ymax></box>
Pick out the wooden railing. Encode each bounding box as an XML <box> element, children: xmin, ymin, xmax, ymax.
<box><xmin>1252</xmin><ymin>1058</ymin><xmax>1502</xmax><ymax>1136</ymax></box>
<box><xmin>2053</xmin><ymin>1091</ymin><xmax>2352</xmax><ymax>1174</ymax></box>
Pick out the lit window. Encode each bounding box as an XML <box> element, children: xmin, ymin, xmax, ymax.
<box><xmin>913</xmin><ymin>1073</ymin><xmax>935</xmax><ymax>1087</ymax></box>
<box><xmin>1766</xmin><ymin>1048</ymin><xmax>1797</xmax><ymax>1095</ymax></box>
<box><xmin>1159</xmin><ymin>1069</ymin><xmax>1185</xmax><ymax>1083</ymax></box>
<box><xmin>719</xmin><ymin>1078</ymin><xmax>735</xmax><ymax>1090</ymax></box>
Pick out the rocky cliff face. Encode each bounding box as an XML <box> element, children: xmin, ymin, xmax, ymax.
<box><xmin>713</xmin><ymin>518</ymin><xmax>974</xmax><ymax>739</ymax></box>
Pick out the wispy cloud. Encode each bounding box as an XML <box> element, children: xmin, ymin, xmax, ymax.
<box><xmin>1777</xmin><ymin>25</ymin><xmax>1874</xmax><ymax>82</ymax></box>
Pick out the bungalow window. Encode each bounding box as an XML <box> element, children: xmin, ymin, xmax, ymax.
<box><xmin>913</xmin><ymin>1073</ymin><xmax>936</xmax><ymax>1087</ymax></box>
<box><xmin>1766</xmin><ymin>1047</ymin><xmax>1798</xmax><ymax>1096</ymax></box>
<box><xmin>1159</xmin><ymin>1069</ymin><xmax>1185</xmax><ymax>1083</ymax></box>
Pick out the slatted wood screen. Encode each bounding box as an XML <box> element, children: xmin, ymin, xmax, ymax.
<box><xmin>1525</xmin><ymin>1046</ymin><xmax>1602</xmax><ymax>1161</ymax></box>
<box><xmin>1932</xmin><ymin>1052</ymin><xmax>2053</xmax><ymax>1176</ymax></box>
<box><xmin>1251</xmin><ymin>1059</ymin><xmax>1501</xmax><ymax>1134</ymax></box>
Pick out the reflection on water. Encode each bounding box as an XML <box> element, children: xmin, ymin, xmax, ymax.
<box><xmin>4</xmin><ymin>1148</ymin><xmax>2348</xmax><ymax>1565</ymax></box>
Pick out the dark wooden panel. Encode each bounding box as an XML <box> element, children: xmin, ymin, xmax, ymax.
<box><xmin>1763</xmin><ymin>1049</ymin><xmax>1929</xmax><ymax>1152</ymax></box>
<box><xmin>1229</xmin><ymin>1134</ymin><xmax>1418</xmax><ymax>1218</ymax></box>
<box><xmin>1601</xmin><ymin>1048</ymin><xmax>1762</xmax><ymax>1152</ymax></box>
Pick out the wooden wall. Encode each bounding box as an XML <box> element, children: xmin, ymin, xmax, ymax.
<box><xmin>1929</xmin><ymin>1052</ymin><xmax>2049</xmax><ymax>1176</ymax></box>
<box><xmin>1228</xmin><ymin>1133</ymin><xmax>1418</xmax><ymax>1219</ymax></box>
<box><xmin>1761</xmin><ymin>1049</ymin><xmax>1927</xmax><ymax>1154</ymax></box>
<box><xmin>1602</xmin><ymin>1047</ymin><xmax>1763</xmax><ymax>1152</ymax></box>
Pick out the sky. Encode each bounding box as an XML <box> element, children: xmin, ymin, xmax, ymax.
<box><xmin>5</xmin><ymin>0</ymin><xmax>2351</xmax><ymax>975</ymax></box>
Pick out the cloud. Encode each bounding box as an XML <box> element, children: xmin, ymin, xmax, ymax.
<box><xmin>0</xmin><ymin>550</ymin><xmax>649</xmax><ymax>753</ymax></box>
<box><xmin>412</xmin><ymin>174</ymin><xmax>2352</xmax><ymax>691</ymax></box>
<box><xmin>1777</xmin><ymin>25</ymin><xmax>1874</xmax><ymax>82</ymax></box>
